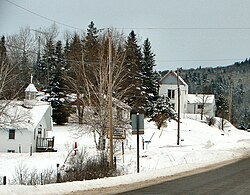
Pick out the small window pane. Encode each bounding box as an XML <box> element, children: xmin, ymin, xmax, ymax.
<box><xmin>168</xmin><ymin>90</ymin><xmax>171</xmax><ymax>98</ymax></box>
<box><xmin>9</xmin><ymin>129</ymin><xmax>15</xmax><ymax>139</ymax></box>
<box><xmin>198</xmin><ymin>105</ymin><xmax>204</xmax><ymax>109</ymax></box>
<box><xmin>172</xmin><ymin>90</ymin><xmax>175</xmax><ymax>99</ymax></box>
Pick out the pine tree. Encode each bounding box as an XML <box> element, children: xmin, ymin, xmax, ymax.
<box><xmin>146</xmin><ymin>95</ymin><xmax>177</xmax><ymax>129</ymax></box>
<box><xmin>124</xmin><ymin>30</ymin><xmax>143</xmax><ymax>110</ymax></box>
<box><xmin>82</xmin><ymin>21</ymin><xmax>101</xmax><ymax>88</ymax></box>
<box><xmin>48</xmin><ymin>40</ymin><xmax>70</xmax><ymax>124</ymax></box>
<box><xmin>83</xmin><ymin>21</ymin><xmax>100</xmax><ymax>64</ymax></box>
<box><xmin>37</xmin><ymin>38</ymin><xmax>56</xmax><ymax>91</ymax></box>
<box><xmin>0</xmin><ymin>36</ymin><xmax>7</xmax><ymax>64</ymax></box>
<box><xmin>37</xmin><ymin>39</ymin><xmax>70</xmax><ymax>124</ymax></box>
<box><xmin>141</xmin><ymin>38</ymin><xmax>160</xmax><ymax>112</ymax></box>
<box><xmin>64</xmin><ymin>34</ymin><xmax>86</xmax><ymax>123</ymax></box>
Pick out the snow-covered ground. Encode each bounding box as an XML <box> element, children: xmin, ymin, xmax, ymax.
<box><xmin>1</xmin><ymin>118</ymin><xmax>250</xmax><ymax>195</ymax></box>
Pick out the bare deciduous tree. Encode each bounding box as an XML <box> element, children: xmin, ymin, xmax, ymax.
<box><xmin>195</xmin><ymin>94</ymin><xmax>214</xmax><ymax>121</ymax></box>
<box><xmin>65</xmin><ymin>30</ymin><xmax>131</xmax><ymax>151</ymax></box>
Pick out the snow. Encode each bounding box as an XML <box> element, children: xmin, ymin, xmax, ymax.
<box><xmin>188</xmin><ymin>94</ymin><xmax>215</xmax><ymax>104</ymax></box>
<box><xmin>25</xmin><ymin>84</ymin><xmax>38</xmax><ymax>93</ymax></box>
<box><xmin>1</xmin><ymin>117</ymin><xmax>250</xmax><ymax>194</ymax></box>
<box><xmin>0</xmin><ymin>101</ymin><xmax>51</xmax><ymax>130</ymax></box>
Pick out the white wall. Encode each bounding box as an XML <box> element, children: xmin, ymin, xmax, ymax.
<box><xmin>0</xmin><ymin>129</ymin><xmax>33</xmax><ymax>153</ymax></box>
<box><xmin>159</xmin><ymin>84</ymin><xmax>188</xmax><ymax>114</ymax></box>
<box><xmin>187</xmin><ymin>102</ymin><xmax>216</xmax><ymax>117</ymax></box>
<box><xmin>0</xmin><ymin>105</ymin><xmax>53</xmax><ymax>153</ymax></box>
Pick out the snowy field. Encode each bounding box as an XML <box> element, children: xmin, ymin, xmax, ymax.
<box><xmin>1</xmin><ymin>118</ymin><xmax>250</xmax><ymax>194</ymax></box>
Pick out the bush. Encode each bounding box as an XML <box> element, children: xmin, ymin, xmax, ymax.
<box><xmin>207</xmin><ymin>116</ymin><xmax>216</xmax><ymax>126</ymax></box>
<box><xmin>11</xmin><ymin>151</ymin><xmax>121</xmax><ymax>185</ymax></box>
<box><xmin>61</xmin><ymin>152</ymin><xmax>120</xmax><ymax>182</ymax></box>
<box><xmin>12</xmin><ymin>163</ymin><xmax>57</xmax><ymax>185</ymax></box>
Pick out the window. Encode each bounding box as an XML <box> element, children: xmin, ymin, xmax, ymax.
<box><xmin>9</xmin><ymin>129</ymin><xmax>15</xmax><ymax>139</ymax></box>
<box><xmin>198</xmin><ymin>104</ymin><xmax>204</xmax><ymax>109</ymax></box>
<box><xmin>168</xmin><ymin>89</ymin><xmax>175</xmax><ymax>99</ymax></box>
<box><xmin>171</xmin><ymin>103</ymin><xmax>175</xmax><ymax>110</ymax></box>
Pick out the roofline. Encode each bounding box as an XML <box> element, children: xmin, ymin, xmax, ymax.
<box><xmin>160</xmin><ymin>70</ymin><xmax>188</xmax><ymax>86</ymax></box>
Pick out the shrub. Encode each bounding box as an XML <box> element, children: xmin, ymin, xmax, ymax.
<box><xmin>61</xmin><ymin>152</ymin><xmax>120</xmax><ymax>182</ymax></box>
<box><xmin>207</xmin><ymin>116</ymin><xmax>216</xmax><ymax>126</ymax></box>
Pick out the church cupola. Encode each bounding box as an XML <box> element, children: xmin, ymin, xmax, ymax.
<box><xmin>24</xmin><ymin>75</ymin><xmax>38</xmax><ymax>108</ymax></box>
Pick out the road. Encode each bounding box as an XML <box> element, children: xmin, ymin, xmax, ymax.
<box><xmin>119</xmin><ymin>157</ymin><xmax>250</xmax><ymax>195</ymax></box>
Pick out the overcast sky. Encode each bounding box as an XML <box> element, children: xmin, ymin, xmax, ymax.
<box><xmin>1</xmin><ymin>0</ymin><xmax>250</xmax><ymax>71</ymax></box>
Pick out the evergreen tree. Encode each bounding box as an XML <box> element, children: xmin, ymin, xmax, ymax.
<box><xmin>124</xmin><ymin>30</ymin><xmax>143</xmax><ymax>110</ymax></box>
<box><xmin>0</xmin><ymin>36</ymin><xmax>7</xmax><ymax>64</ymax></box>
<box><xmin>141</xmin><ymin>38</ymin><xmax>160</xmax><ymax>112</ymax></box>
<box><xmin>146</xmin><ymin>95</ymin><xmax>177</xmax><ymax>129</ymax></box>
<box><xmin>37</xmin><ymin>38</ymin><xmax>55</xmax><ymax>91</ymax></box>
<box><xmin>64</xmin><ymin>34</ymin><xmax>86</xmax><ymax>123</ymax></box>
<box><xmin>48</xmin><ymin>41</ymin><xmax>70</xmax><ymax>125</ymax></box>
<box><xmin>83</xmin><ymin>21</ymin><xmax>100</xmax><ymax>65</ymax></box>
<box><xmin>82</xmin><ymin>21</ymin><xmax>100</xmax><ymax>88</ymax></box>
<box><xmin>37</xmin><ymin>39</ymin><xmax>70</xmax><ymax>124</ymax></box>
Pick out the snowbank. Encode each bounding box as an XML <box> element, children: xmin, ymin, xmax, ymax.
<box><xmin>1</xmin><ymin>118</ymin><xmax>250</xmax><ymax>194</ymax></box>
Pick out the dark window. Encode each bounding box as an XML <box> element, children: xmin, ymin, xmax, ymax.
<box><xmin>9</xmin><ymin>129</ymin><xmax>15</xmax><ymax>139</ymax></box>
<box><xmin>198</xmin><ymin>104</ymin><xmax>204</xmax><ymax>109</ymax></box>
<box><xmin>168</xmin><ymin>90</ymin><xmax>175</xmax><ymax>99</ymax></box>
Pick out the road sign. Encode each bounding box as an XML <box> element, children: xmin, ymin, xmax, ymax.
<box><xmin>132</xmin><ymin>113</ymin><xmax>144</xmax><ymax>135</ymax></box>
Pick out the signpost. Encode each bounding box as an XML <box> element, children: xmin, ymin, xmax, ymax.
<box><xmin>132</xmin><ymin>113</ymin><xmax>144</xmax><ymax>135</ymax></box>
<box><xmin>132</xmin><ymin>113</ymin><xmax>144</xmax><ymax>173</ymax></box>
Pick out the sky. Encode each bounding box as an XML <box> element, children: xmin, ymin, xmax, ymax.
<box><xmin>1</xmin><ymin>0</ymin><xmax>250</xmax><ymax>71</ymax></box>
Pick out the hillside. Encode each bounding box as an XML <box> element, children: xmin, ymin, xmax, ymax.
<box><xmin>161</xmin><ymin>61</ymin><xmax>250</xmax><ymax>127</ymax></box>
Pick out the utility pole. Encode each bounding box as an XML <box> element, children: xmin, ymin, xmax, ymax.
<box><xmin>136</xmin><ymin>113</ymin><xmax>140</xmax><ymax>173</ymax></box>
<box><xmin>228</xmin><ymin>82</ymin><xmax>232</xmax><ymax>123</ymax></box>
<box><xmin>108</xmin><ymin>30</ymin><xmax>114</xmax><ymax>167</ymax></box>
<box><xmin>177</xmin><ymin>69</ymin><xmax>181</xmax><ymax>145</ymax></box>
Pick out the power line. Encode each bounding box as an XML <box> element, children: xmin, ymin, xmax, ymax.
<box><xmin>5</xmin><ymin>0</ymin><xmax>250</xmax><ymax>32</ymax></box>
<box><xmin>117</xmin><ymin>27</ymin><xmax>250</xmax><ymax>30</ymax></box>
<box><xmin>6</xmin><ymin>42</ymin><xmax>245</xmax><ymax>64</ymax></box>
<box><xmin>7</xmin><ymin>42</ymin><xmax>245</xmax><ymax>66</ymax></box>
<box><xmin>5</xmin><ymin>0</ymin><xmax>83</xmax><ymax>31</ymax></box>
<box><xmin>157</xmin><ymin>58</ymin><xmax>245</xmax><ymax>63</ymax></box>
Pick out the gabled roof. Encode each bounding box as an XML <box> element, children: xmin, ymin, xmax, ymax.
<box><xmin>112</xmin><ymin>97</ymin><xmax>131</xmax><ymax>110</ymax></box>
<box><xmin>160</xmin><ymin>71</ymin><xmax>188</xmax><ymax>86</ymax></box>
<box><xmin>187</xmin><ymin>94</ymin><xmax>215</xmax><ymax>104</ymax></box>
<box><xmin>0</xmin><ymin>101</ymin><xmax>51</xmax><ymax>130</ymax></box>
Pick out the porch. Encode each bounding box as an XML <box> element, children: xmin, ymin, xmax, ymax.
<box><xmin>36</xmin><ymin>136</ymin><xmax>57</xmax><ymax>152</ymax></box>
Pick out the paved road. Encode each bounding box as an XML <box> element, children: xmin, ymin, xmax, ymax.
<box><xmin>119</xmin><ymin>157</ymin><xmax>250</xmax><ymax>195</ymax></box>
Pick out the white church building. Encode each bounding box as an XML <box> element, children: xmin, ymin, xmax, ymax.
<box><xmin>0</xmin><ymin>80</ymin><xmax>55</xmax><ymax>153</ymax></box>
<box><xmin>159</xmin><ymin>71</ymin><xmax>216</xmax><ymax>118</ymax></box>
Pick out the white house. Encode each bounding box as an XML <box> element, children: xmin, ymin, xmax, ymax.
<box><xmin>187</xmin><ymin>94</ymin><xmax>216</xmax><ymax>117</ymax></box>
<box><xmin>159</xmin><ymin>71</ymin><xmax>216</xmax><ymax>118</ymax></box>
<box><xmin>159</xmin><ymin>71</ymin><xmax>189</xmax><ymax>115</ymax></box>
<box><xmin>0</xmin><ymin>82</ymin><xmax>55</xmax><ymax>153</ymax></box>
